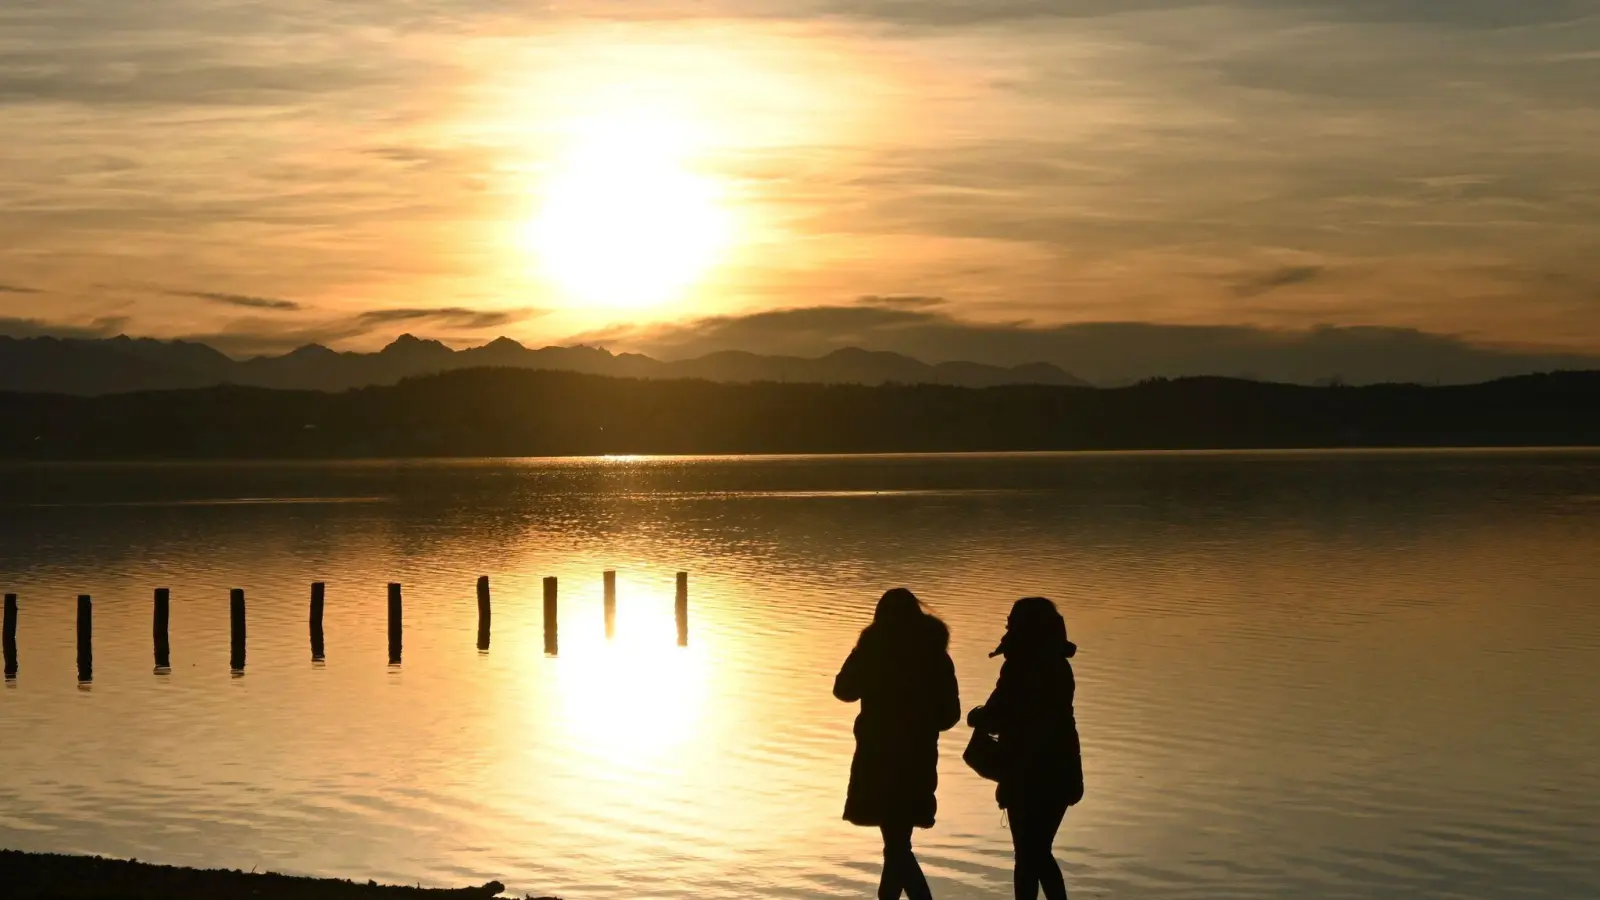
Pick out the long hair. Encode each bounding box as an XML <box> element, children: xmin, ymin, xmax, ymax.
<box><xmin>991</xmin><ymin>596</ymin><xmax>1075</xmax><ymax>660</ymax></box>
<box><xmin>859</xmin><ymin>587</ymin><xmax>949</xmax><ymax>653</ymax></box>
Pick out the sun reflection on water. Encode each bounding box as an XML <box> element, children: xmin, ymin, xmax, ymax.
<box><xmin>551</xmin><ymin>587</ymin><xmax>709</xmax><ymax>766</ymax></box>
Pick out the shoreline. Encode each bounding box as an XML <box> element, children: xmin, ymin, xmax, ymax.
<box><xmin>0</xmin><ymin>850</ymin><xmax>549</xmax><ymax>900</ymax></box>
<box><xmin>0</xmin><ymin>445</ymin><xmax>1597</xmax><ymax>466</ymax></box>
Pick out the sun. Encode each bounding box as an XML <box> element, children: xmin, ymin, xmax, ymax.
<box><xmin>528</xmin><ymin>112</ymin><xmax>733</xmax><ymax>310</ymax></box>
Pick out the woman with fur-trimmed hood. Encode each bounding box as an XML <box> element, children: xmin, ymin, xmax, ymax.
<box><xmin>834</xmin><ymin>588</ymin><xmax>961</xmax><ymax>900</ymax></box>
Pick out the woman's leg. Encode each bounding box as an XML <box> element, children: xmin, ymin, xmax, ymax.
<box><xmin>880</xmin><ymin>824</ymin><xmax>934</xmax><ymax>900</ymax></box>
<box><xmin>879</xmin><ymin>824</ymin><xmax>908</xmax><ymax>900</ymax></box>
<box><xmin>1009</xmin><ymin>806</ymin><xmax>1041</xmax><ymax>900</ymax></box>
<box><xmin>1032</xmin><ymin>799</ymin><xmax>1069</xmax><ymax>900</ymax></box>
<box><xmin>1010</xmin><ymin>798</ymin><xmax>1069</xmax><ymax>900</ymax></box>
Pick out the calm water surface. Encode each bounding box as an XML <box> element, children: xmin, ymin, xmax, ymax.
<box><xmin>1</xmin><ymin>451</ymin><xmax>1597</xmax><ymax>899</ymax></box>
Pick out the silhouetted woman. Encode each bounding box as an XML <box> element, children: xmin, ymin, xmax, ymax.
<box><xmin>834</xmin><ymin>588</ymin><xmax>961</xmax><ymax>900</ymax></box>
<box><xmin>968</xmin><ymin>597</ymin><xmax>1083</xmax><ymax>900</ymax></box>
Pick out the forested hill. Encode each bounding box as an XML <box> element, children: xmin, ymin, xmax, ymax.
<box><xmin>0</xmin><ymin>368</ymin><xmax>1596</xmax><ymax>459</ymax></box>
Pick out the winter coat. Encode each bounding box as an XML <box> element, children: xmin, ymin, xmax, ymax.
<box><xmin>969</xmin><ymin>651</ymin><xmax>1082</xmax><ymax>810</ymax></box>
<box><xmin>833</xmin><ymin>629</ymin><xmax>961</xmax><ymax>828</ymax></box>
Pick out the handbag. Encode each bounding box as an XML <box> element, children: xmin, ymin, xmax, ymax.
<box><xmin>963</xmin><ymin>720</ymin><xmax>1004</xmax><ymax>782</ymax></box>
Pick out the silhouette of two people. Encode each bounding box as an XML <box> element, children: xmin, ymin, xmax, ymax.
<box><xmin>835</xmin><ymin>590</ymin><xmax>1082</xmax><ymax>900</ymax></box>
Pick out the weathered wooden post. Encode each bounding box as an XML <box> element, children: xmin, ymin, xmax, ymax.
<box><xmin>476</xmin><ymin>576</ymin><xmax>491</xmax><ymax>652</ymax></box>
<box><xmin>77</xmin><ymin>594</ymin><xmax>93</xmax><ymax>682</ymax></box>
<box><xmin>675</xmin><ymin>571</ymin><xmax>689</xmax><ymax>647</ymax></box>
<box><xmin>388</xmin><ymin>583</ymin><xmax>403</xmax><ymax>665</ymax></box>
<box><xmin>603</xmin><ymin>570</ymin><xmax>617</xmax><ymax>640</ymax></box>
<box><xmin>229</xmin><ymin>589</ymin><xmax>246</xmax><ymax>672</ymax></box>
<box><xmin>543</xmin><ymin>576</ymin><xmax>558</xmax><ymax>656</ymax></box>
<box><xmin>153</xmin><ymin>588</ymin><xmax>171</xmax><ymax>671</ymax></box>
<box><xmin>3</xmin><ymin>593</ymin><xmax>17</xmax><ymax>678</ymax></box>
<box><xmin>310</xmin><ymin>582</ymin><xmax>326</xmax><ymax>661</ymax></box>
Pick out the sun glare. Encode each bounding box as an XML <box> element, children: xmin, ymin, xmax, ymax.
<box><xmin>529</xmin><ymin>112</ymin><xmax>732</xmax><ymax>310</ymax></box>
<box><xmin>553</xmin><ymin>589</ymin><xmax>709</xmax><ymax>760</ymax></box>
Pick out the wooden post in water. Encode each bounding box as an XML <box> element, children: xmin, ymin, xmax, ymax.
<box><xmin>675</xmin><ymin>571</ymin><xmax>689</xmax><ymax>647</ymax></box>
<box><xmin>310</xmin><ymin>582</ymin><xmax>326</xmax><ymax>661</ymax></box>
<box><xmin>76</xmin><ymin>594</ymin><xmax>93</xmax><ymax>682</ymax></box>
<box><xmin>543</xmin><ymin>576</ymin><xmax>558</xmax><ymax>656</ymax></box>
<box><xmin>229</xmin><ymin>589</ymin><xmax>246</xmax><ymax>672</ymax></box>
<box><xmin>476</xmin><ymin>576</ymin><xmax>491</xmax><ymax>652</ymax></box>
<box><xmin>3</xmin><ymin>594</ymin><xmax>17</xmax><ymax>678</ymax></box>
<box><xmin>388</xmin><ymin>583</ymin><xmax>403</xmax><ymax>665</ymax></box>
<box><xmin>603</xmin><ymin>570</ymin><xmax>617</xmax><ymax>640</ymax></box>
<box><xmin>153</xmin><ymin>588</ymin><xmax>171</xmax><ymax>671</ymax></box>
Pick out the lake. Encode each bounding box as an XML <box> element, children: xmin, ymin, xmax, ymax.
<box><xmin>1</xmin><ymin>451</ymin><xmax>1597</xmax><ymax>899</ymax></box>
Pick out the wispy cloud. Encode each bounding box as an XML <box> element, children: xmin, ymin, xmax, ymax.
<box><xmin>583</xmin><ymin>302</ymin><xmax>1600</xmax><ymax>385</ymax></box>
<box><xmin>356</xmin><ymin>307</ymin><xmax>543</xmax><ymax>329</ymax></box>
<box><xmin>858</xmin><ymin>295</ymin><xmax>948</xmax><ymax>309</ymax></box>
<box><xmin>0</xmin><ymin>315</ymin><xmax>129</xmax><ymax>340</ymax></box>
<box><xmin>173</xmin><ymin>290</ymin><xmax>303</xmax><ymax>311</ymax></box>
<box><xmin>808</xmin><ymin>0</ymin><xmax>1596</xmax><ymax>30</ymax></box>
<box><xmin>172</xmin><ymin>306</ymin><xmax>548</xmax><ymax>357</ymax></box>
<box><xmin>0</xmin><ymin>283</ymin><xmax>43</xmax><ymax>294</ymax></box>
<box><xmin>1231</xmin><ymin>265</ymin><xmax>1326</xmax><ymax>297</ymax></box>
<box><xmin>176</xmin><ymin>321</ymin><xmax>368</xmax><ymax>359</ymax></box>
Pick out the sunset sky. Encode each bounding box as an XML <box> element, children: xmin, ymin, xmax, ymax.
<box><xmin>1</xmin><ymin>0</ymin><xmax>1596</xmax><ymax>363</ymax></box>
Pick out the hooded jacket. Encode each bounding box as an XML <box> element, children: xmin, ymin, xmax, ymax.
<box><xmin>834</xmin><ymin>617</ymin><xmax>961</xmax><ymax>828</ymax></box>
<box><xmin>970</xmin><ymin>628</ymin><xmax>1083</xmax><ymax>809</ymax></box>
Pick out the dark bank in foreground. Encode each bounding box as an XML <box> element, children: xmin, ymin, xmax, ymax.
<box><xmin>0</xmin><ymin>850</ymin><xmax>542</xmax><ymax>900</ymax></box>
<box><xmin>1</xmin><ymin>368</ymin><xmax>1596</xmax><ymax>459</ymax></box>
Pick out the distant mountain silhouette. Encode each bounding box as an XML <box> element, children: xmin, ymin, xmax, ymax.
<box><xmin>2</xmin><ymin>368</ymin><xmax>1594</xmax><ymax>459</ymax></box>
<box><xmin>0</xmin><ymin>334</ymin><xmax>1089</xmax><ymax>395</ymax></box>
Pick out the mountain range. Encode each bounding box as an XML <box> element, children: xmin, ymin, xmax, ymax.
<box><xmin>0</xmin><ymin>334</ymin><xmax>1090</xmax><ymax>395</ymax></box>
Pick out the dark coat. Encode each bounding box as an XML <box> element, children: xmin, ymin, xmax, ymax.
<box><xmin>970</xmin><ymin>652</ymin><xmax>1082</xmax><ymax>810</ymax></box>
<box><xmin>834</xmin><ymin>630</ymin><xmax>961</xmax><ymax>828</ymax></box>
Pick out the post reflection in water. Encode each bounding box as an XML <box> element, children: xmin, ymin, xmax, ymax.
<box><xmin>0</xmin><ymin>453</ymin><xmax>1596</xmax><ymax>900</ymax></box>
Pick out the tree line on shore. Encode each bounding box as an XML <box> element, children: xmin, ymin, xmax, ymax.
<box><xmin>0</xmin><ymin>368</ymin><xmax>1595</xmax><ymax>459</ymax></box>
